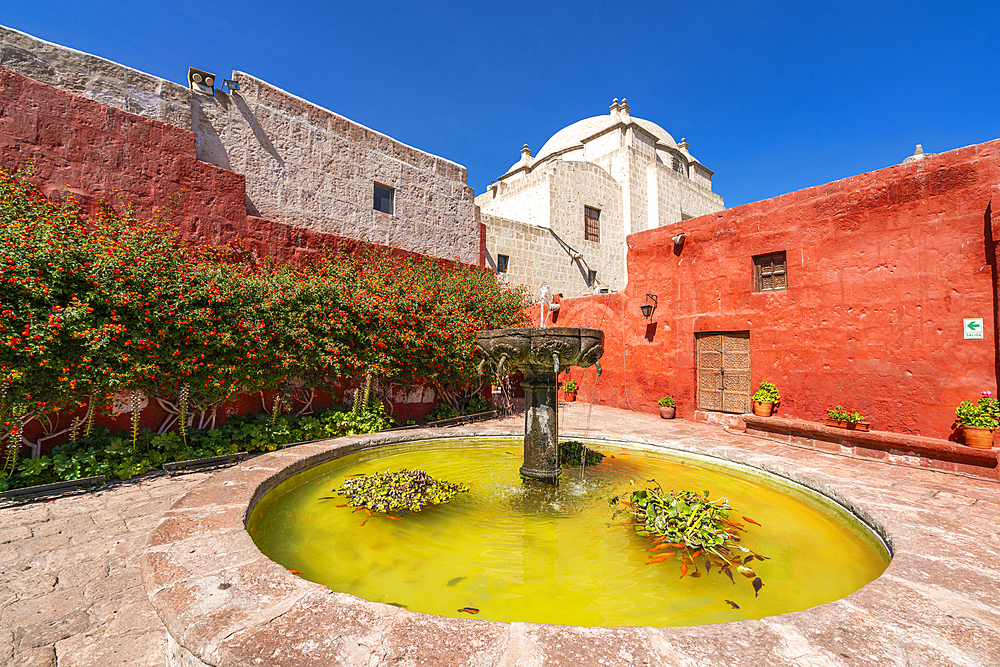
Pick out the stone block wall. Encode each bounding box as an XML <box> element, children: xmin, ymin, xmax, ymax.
<box><xmin>0</xmin><ymin>25</ymin><xmax>192</xmax><ymax>130</ymax></box>
<box><xmin>191</xmin><ymin>71</ymin><xmax>480</xmax><ymax>265</ymax></box>
<box><xmin>0</xmin><ymin>63</ymin><xmax>247</xmax><ymax>246</ymax></box>
<box><xmin>477</xmin><ymin>166</ymin><xmax>553</xmax><ymax>229</ymax></box>
<box><xmin>0</xmin><ymin>24</ymin><xmax>482</xmax><ymax>265</ymax></box>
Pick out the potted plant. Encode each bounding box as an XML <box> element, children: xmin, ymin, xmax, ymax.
<box><xmin>658</xmin><ymin>396</ymin><xmax>675</xmax><ymax>419</ymax></box>
<box><xmin>955</xmin><ymin>391</ymin><xmax>998</xmax><ymax>449</ymax></box>
<box><xmin>751</xmin><ymin>381</ymin><xmax>780</xmax><ymax>417</ymax></box>
<box><xmin>825</xmin><ymin>406</ymin><xmax>870</xmax><ymax>431</ymax></box>
<box><xmin>564</xmin><ymin>380</ymin><xmax>578</xmax><ymax>402</ymax></box>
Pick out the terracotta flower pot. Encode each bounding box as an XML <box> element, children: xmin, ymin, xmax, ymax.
<box><xmin>825</xmin><ymin>419</ymin><xmax>870</xmax><ymax>432</ymax></box>
<box><xmin>659</xmin><ymin>406</ymin><xmax>675</xmax><ymax>419</ymax></box>
<box><xmin>962</xmin><ymin>425</ymin><xmax>995</xmax><ymax>448</ymax></box>
<box><xmin>752</xmin><ymin>400</ymin><xmax>773</xmax><ymax>417</ymax></box>
<box><xmin>564</xmin><ymin>390</ymin><xmax>577</xmax><ymax>402</ymax></box>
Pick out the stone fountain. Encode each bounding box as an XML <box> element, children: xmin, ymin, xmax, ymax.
<box><xmin>476</xmin><ymin>327</ymin><xmax>604</xmax><ymax>484</ymax></box>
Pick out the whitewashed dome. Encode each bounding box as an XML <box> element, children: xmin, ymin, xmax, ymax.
<box><xmin>505</xmin><ymin>104</ymin><xmax>681</xmax><ymax>175</ymax></box>
<box><xmin>536</xmin><ymin>115</ymin><xmax>678</xmax><ymax>162</ymax></box>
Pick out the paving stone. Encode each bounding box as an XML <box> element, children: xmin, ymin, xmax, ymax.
<box><xmin>0</xmin><ymin>588</ymin><xmax>88</xmax><ymax>629</ymax></box>
<box><xmin>13</xmin><ymin>533</ymin><xmax>70</xmax><ymax>558</ymax></box>
<box><xmin>12</xmin><ymin>608</ymin><xmax>90</xmax><ymax>650</ymax></box>
<box><xmin>5</xmin><ymin>645</ymin><xmax>55</xmax><ymax>667</ymax></box>
<box><xmin>2</xmin><ymin>570</ymin><xmax>56</xmax><ymax>597</ymax></box>
<box><xmin>31</xmin><ymin>516</ymin><xmax>94</xmax><ymax>539</ymax></box>
<box><xmin>55</xmin><ymin>629</ymin><xmax>165</xmax><ymax>667</ymax></box>
<box><xmin>0</xmin><ymin>628</ymin><xmax>12</xmax><ymax>663</ymax></box>
<box><xmin>0</xmin><ymin>525</ymin><xmax>32</xmax><ymax>544</ymax></box>
<box><xmin>54</xmin><ymin>559</ymin><xmax>109</xmax><ymax>590</ymax></box>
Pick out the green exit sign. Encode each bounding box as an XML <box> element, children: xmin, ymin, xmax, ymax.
<box><xmin>964</xmin><ymin>318</ymin><xmax>984</xmax><ymax>339</ymax></box>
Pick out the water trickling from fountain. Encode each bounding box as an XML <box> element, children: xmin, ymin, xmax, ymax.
<box><xmin>475</xmin><ymin>327</ymin><xmax>604</xmax><ymax>484</ymax></box>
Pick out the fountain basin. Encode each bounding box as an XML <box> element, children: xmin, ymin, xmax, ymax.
<box><xmin>245</xmin><ymin>437</ymin><xmax>888</xmax><ymax>627</ymax></box>
<box><xmin>142</xmin><ymin>419</ymin><xmax>996</xmax><ymax>666</ymax></box>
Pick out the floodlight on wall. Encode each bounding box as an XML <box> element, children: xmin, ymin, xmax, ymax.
<box><xmin>640</xmin><ymin>294</ymin><xmax>658</xmax><ymax>319</ymax></box>
<box><xmin>672</xmin><ymin>233</ymin><xmax>686</xmax><ymax>246</ymax></box>
<box><xmin>188</xmin><ymin>67</ymin><xmax>216</xmax><ymax>96</ymax></box>
<box><xmin>222</xmin><ymin>78</ymin><xmax>240</xmax><ymax>93</ymax></box>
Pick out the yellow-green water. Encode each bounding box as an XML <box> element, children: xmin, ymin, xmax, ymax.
<box><xmin>247</xmin><ymin>437</ymin><xmax>889</xmax><ymax>627</ymax></box>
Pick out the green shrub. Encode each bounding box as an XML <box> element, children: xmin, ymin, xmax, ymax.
<box><xmin>955</xmin><ymin>392</ymin><xmax>1000</xmax><ymax>428</ymax></box>
<box><xmin>751</xmin><ymin>381</ymin><xmax>780</xmax><ymax>403</ymax></box>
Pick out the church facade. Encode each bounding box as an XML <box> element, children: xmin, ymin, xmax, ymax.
<box><xmin>476</xmin><ymin>99</ymin><xmax>724</xmax><ymax>298</ymax></box>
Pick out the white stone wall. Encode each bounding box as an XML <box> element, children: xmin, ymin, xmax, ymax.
<box><xmin>480</xmin><ymin>161</ymin><xmax>623</xmax><ymax>298</ymax></box>
<box><xmin>0</xmin><ymin>25</ymin><xmax>480</xmax><ymax>265</ymax></box>
<box><xmin>0</xmin><ymin>25</ymin><xmax>192</xmax><ymax>129</ymax></box>
<box><xmin>478</xmin><ymin>168</ymin><xmax>552</xmax><ymax>229</ymax></box>
<box><xmin>196</xmin><ymin>72</ymin><xmax>480</xmax><ymax>264</ymax></box>
<box><xmin>583</xmin><ymin>128</ymin><xmax>622</xmax><ymax>161</ymax></box>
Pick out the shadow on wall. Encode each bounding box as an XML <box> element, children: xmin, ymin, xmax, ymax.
<box><xmin>191</xmin><ymin>92</ymin><xmax>231</xmax><ymax>170</ymax></box>
<box><xmin>231</xmin><ymin>92</ymin><xmax>285</xmax><ymax>167</ymax></box>
<box><xmin>986</xmin><ymin>201</ymin><xmax>999</xmax><ymax>397</ymax></box>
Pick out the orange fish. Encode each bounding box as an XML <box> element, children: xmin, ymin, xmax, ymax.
<box><xmin>335</xmin><ymin>504</ymin><xmax>348</xmax><ymax>508</ymax></box>
<box><xmin>365</xmin><ymin>509</ymin><xmax>373</xmax><ymax>517</ymax></box>
<box><xmin>458</xmin><ymin>607</ymin><xmax>479</xmax><ymax>614</ymax></box>
<box><xmin>691</xmin><ymin>550</ymin><xmax>701</xmax><ymax>559</ymax></box>
<box><xmin>743</xmin><ymin>516</ymin><xmax>762</xmax><ymax>527</ymax></box>
<box><xmin>359</xmin><ymin>519</ymin><xmax>368</xmax><ymax>527</ymax></box>
<box><xmin>646</xmin><ymin>554</ymin><xmax>671</xmax><ymax>565</ymax></box>
<box><xmin>651</xmin><ymin>543</ymin><xmax>674</xmax><ymax>552</ymax></box>
<box><xmin>680</xmin><ymin>563</ymin><xmax>688</xmax><ymax>579</ymax></box>
<box><xmin>288</xmin><ymin>569</ymin><xmax>303</xmax><ymax>575</ymax></box>
<box><xmin>387</xmin><ymin>516</ymin><xmax>403</xmax><ymax>521</ymax></box>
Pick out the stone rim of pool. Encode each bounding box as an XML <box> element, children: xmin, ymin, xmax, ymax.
<box><xmin>142</xmin><ymin>421</ymin><xmax>999</xmax><ymax>667</ymax></box>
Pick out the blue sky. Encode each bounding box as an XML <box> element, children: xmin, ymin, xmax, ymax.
<box><xmin>3</xmin><ymin>1</ymin><xmax>997</xmax><ymax>207</ymax></box>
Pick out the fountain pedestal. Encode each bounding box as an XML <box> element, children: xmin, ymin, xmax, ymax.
<box><xmin>476</xmin><ymin>327</ymin><xmax>604</xmax><ymax>485</ymax></box>
<box><xmin>520</xmin><ymin>374</ymin><xmax>560</xmax><ymax>483</ymax></box>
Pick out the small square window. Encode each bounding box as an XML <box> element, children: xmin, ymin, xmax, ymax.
<box><xmin>584</xmin><ymin>206</ymin><xmax>600</xmax><ymax>242</ymax></box>
<box><xmin>374</xmin><ymin>183</ymin><xmax>394</xmax><ymax>214</ymax></box>
<box><xmin>754</xmin><ymin>251</ymin><xmax>787</xmax><ymax>292</ymax></box>
<box><xmin>496</xmin><ymin>254</ymin><xmax>509</xmax><ymax>274</ymax></box>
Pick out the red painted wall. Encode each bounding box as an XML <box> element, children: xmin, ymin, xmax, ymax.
<box><xmin>0</xmin><ymin>65</ymin><xmax>470</xmax><ymax>453</ymax></box>
<box><xmin>558</xmin><ymin>140</ymin><xmax>1000</xmax><ymax>441</ymax></box>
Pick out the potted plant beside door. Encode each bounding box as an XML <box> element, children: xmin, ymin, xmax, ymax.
<box><xmin>955</xmin><ymin>391</ymin><xmax>999</xmax><ymax>448</ymax></box>
<box><xmin>751</xmin><ymin>381</ymin><xmax>780</xmax><ymax>417</ymax></box>
<box><xmin>658</xmin><ymin>396</ymin><xmax>676</xmax><ymax>419</ymax></box>
<box><xmin>564</xmin><ymin>380</ymin><xmax>579</xmax><ymax>402</ymax></box>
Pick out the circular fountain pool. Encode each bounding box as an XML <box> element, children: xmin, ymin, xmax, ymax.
<box><xmin>247</xmin><ymin>436</ymin><xmax>889</xmax><ymax>627</ymax></box>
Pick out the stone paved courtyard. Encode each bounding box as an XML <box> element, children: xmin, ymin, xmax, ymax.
<box><xmin>3</xmin><ymin>404</ymin><xmax>1000</xmax><ymax>666</ymax></box>
<box><xmin>1</xmin><ymin>472</ymin><xmax>214</xmax><ymax>666</ymax></box>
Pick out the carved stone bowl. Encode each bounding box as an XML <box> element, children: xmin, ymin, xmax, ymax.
<box><xmin>475</xmin><ymin>327</ymin><xmax>604</xmax><ymax>376</ymax></box>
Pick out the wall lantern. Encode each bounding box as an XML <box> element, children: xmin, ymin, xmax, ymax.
<box><xmin>640</xmin><ymin>294</ymin><xmax>658</xmax><ymax>319</ymax></box>
<box><xmin>222</xmin><ymin>78</ymin><xmax>240</xmax><ymax>93</ymax></box>
<box><xmin>188</xmin><ymin>67</ymin><xmax>216</xmax><ymax>96</ymax></box>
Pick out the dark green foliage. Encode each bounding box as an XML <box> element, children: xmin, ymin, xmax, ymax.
<box><xmin>0</xmin><ymin>404</ymin><xmax>391</xmax><ymax>491</ymax></box>
<box><xmin>609</xmin><ymin>483</ymin><xmax>767</xmax><ymax>591</ymax></box>
<box><xmin>426</xmin><ymin>395</ymin><xmax>495</xmax><ymax>422</ymax></box>
<box><xmin>559</xmin><ymin>440</ymin><xmax>604</xmax><ymax>466</ymax></box>
<box><xmin>336</xmin><ymin>468</ymin><xmax>468</xmax><ymax>513</ymax></box>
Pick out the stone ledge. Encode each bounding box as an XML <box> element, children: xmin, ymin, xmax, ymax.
<box><xmin>742</xmin><ymin>414</ymin><xmax>999</xmax><ymax>481</ymax></box>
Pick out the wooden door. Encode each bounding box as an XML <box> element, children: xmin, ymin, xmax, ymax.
<box><xmin>696</xmin><ymin>332</ymin><xmax>751</xmax><ymax>414</ymax></box>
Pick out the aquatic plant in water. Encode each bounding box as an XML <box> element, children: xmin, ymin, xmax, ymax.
<box><xmin>335</xmin><ymin>469</ymin><xmax>469</xmax><ymax>514</ymax></box>
<box><xmin>559</xmin><ymin>440</ymin><xmax>605</xmax><ymax>467</ymax></box>
<box><xmin>609</xmin><ymin>483</ymin><xmax>766</xmax><ymax>595</ymax></box>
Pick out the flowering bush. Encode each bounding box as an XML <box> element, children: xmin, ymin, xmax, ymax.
<box><xmin>657</xmin><ymin>396</ymin><xmax>675</xmax><ymax>408</ymax></box>
<box><xmin>0</xmin><ymin>166</ymin><xmax>529</xmax><ymax>481</ymax></box>
<box><xmin>955</xmin><ymin>391</ymin><xmax>1000</xmax><ymax>429</ymax></box>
